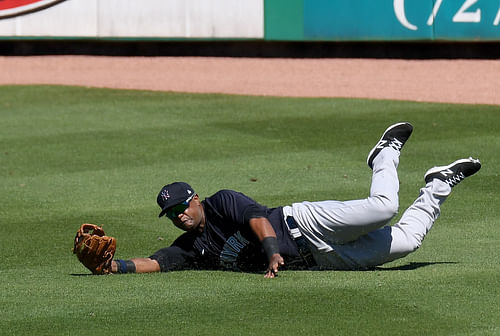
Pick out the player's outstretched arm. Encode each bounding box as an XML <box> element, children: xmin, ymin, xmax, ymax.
<box><xmin>249</xmin><ymin>217</ymin><xmax>285</xmax><ymax>278</ymax></box>
<box><xmin>111</xmin><ymin>258</ymin><xmax>161</xmax><ymax>274</ymax></box>
<box><xmin>73</xmin><ymin>223</ymin><xmax>162</xmax><ymax>275</ymax></box>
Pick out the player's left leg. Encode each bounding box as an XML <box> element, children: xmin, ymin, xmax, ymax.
<box><xmin>387</xmin><ymin>157</ymin><xmax>482</xmax><ymax>261</ymax></box>
<box><xmin>314</xmin><ymin>157</ymin><xmax>481</xmax><ymax>270</ymax></box>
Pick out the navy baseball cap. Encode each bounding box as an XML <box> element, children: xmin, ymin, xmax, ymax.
<box><xmin>157</xmin><ymin>182</ymin><xmax>195</xmax><ymax>218</ymax></box>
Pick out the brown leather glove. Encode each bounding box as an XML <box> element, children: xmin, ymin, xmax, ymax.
<box><xmin>73</xmin><ymin>223</ymin><xmax>116</xmax><ymax>275</ymax></box>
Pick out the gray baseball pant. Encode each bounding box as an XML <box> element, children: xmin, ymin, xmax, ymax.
<box><xmin>282</xmin><ymin>147</ymin><xmax>452</xmax><ymax>270</ymax></box>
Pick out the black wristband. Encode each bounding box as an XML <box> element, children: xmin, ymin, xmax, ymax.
<box><xmin>116</xmin><ymin>259</ymin><xmax>136</xmax><ymax>274</ymax></box>
<box><xmin>261</xmin><ymin>237</ymin><xmax>280</xmax><ymax>260</ymax></box>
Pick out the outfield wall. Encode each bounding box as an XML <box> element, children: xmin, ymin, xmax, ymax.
<box><xmin>0</xmin><ymin>0</ymin><xmax>264</xmax><ymax>38</ymax></box>
<box><xmin>265</xmin><ymin>0</ymin><xmax>500</xmax><ymax>41</ymax></box>
<box><xmin>1</xmin><ymin>0</ymin><xmax>500</xmax><ymax>41</ymax></box>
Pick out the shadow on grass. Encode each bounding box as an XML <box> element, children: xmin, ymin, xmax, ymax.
<box><xmin>69</xmin><ymin>262</ymin><xmax>458</xmax><ymax>276</ymax></box>
<box><xmin>70</xmin><ymin>273</ymin><xmax>98</xmax><ymax>276</ymax></box>
<box><xmin>374</xmin><ymin>261</ymin><xmax>458</xmax><ymax>271</ymax></box>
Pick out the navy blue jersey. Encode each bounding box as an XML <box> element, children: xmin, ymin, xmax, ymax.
<box><xmin>150</xmin><ymin>190</ymin><xmax>304</xmax><ymax>272</ymax></box>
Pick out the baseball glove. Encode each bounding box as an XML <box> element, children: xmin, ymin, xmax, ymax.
<box><xmin>73</xmin><ymin>223</ymin><xmax>116</xmax><ymax>275</ymax></box>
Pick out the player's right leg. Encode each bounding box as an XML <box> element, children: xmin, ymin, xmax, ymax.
<box><xmin>288</xmin><ymin>122</ymin><xmax>413</xmax><ymax>248</ymax></box>
<box><xmin>321</xmin><ymin>157</ymin><xmax>481</xmax><ymax>270</ymax></box>
<box><xmin>366</xmin><ymin>122</ymin><xmax>413</xmax><ymax>169</ymax></box>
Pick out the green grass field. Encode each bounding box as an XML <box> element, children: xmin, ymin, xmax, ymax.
<box><xmin>1</xmin><ymin>85</ymin><xmax>499</xmax><ymax>335</ymax></box>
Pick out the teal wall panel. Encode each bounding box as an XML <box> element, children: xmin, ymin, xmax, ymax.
<box><xmin>264</xmin><ymin>0</ymin><xmax>500</xmax><ymax>41</ymax></box>
<box><xmin>433</xmin><ymin>0</ymin><xmax>500</xmax><ymax>40</ymax></box>
<box><xmin>264</xmin><ymin>0</ymin><xmax>304</xmax><ymax>40</ymax></box>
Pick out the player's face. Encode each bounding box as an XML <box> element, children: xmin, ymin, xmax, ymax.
<box><xmin>170</xmin><ymin>195</ymin><xmax>204</xmax><ymax>233</ymax></box>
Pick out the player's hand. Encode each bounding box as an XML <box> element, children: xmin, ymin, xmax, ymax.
<box><xmin>264</xmin><ymin>253</ymin><xmax>285</xmax><ymax>278</ymax></box>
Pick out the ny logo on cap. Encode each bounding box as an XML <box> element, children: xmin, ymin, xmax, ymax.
<box><xmin>160</xmin><ymin>190</ymin><xmax>170</xmax><ymax>201</ymax></box>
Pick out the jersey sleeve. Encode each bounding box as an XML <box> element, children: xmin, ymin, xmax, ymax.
<box><xmin>149</xmin><ymin>233</ymin><xmax>199</xmax><ymax>272</ymax></box>
<box><xmin>205</xmin><ymin>190</ymin><xmax>268</xmax><ymax>227</ymax></box>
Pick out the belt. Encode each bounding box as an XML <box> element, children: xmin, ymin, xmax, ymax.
<box><xmin>285</xmin><ymin>216</ymin><xmax>317</xmax><ymax>268</ymax></box>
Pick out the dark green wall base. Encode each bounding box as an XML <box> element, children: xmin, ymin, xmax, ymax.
<box><xmin>2</xmin><ymin>40</ymin><xmax>500</xmax><ymax>59</ymax></box>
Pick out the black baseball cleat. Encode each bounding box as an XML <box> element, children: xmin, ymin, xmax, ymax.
<box><xmin>367</xmin><ymin>122</ymin><xmax>413</xmax><ymax>169</ymax></box>
<box><xmin>424</xmin><ymin>157</ymin><xmax>481</xmax><ymax>187</ymax></box>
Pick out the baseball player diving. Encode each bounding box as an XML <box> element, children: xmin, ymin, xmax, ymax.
<box><xmin>73</xmin><ymin>122</ymin><xmax>481</xmax><ymax>278</ymax></box>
